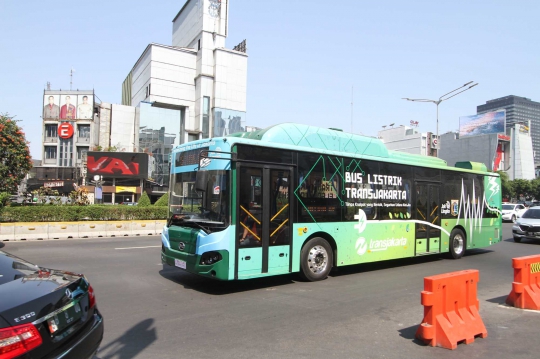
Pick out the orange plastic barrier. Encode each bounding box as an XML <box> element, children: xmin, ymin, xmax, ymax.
<box><xmin>415</xmin><ymin>269</ymin><xmax>487</xmax><ymax>350</ymax></box>
<box><xmin>506</xmin><ymin>254</ymin><xmax>540</xmax><ymax>310</ymax></box>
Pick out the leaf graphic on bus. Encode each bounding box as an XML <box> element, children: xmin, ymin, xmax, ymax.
<box><xmin>389</xmin><ymin>213</ymin><xmax>393</xmax><ymax>219</ymax></box>
<box><xmin>399</xmin><ymin>213</ymin><xmax>403</xmax><ymax>219</ymax></box>
<box><xmin>406</xmin><ymin>213</ymin><xmax>411</xmax><ymax>218</ymax></box>
<box><xmin>406</xmin><ymin>224</ymin><xmax>410</xmax><ymax>232</ymax></box>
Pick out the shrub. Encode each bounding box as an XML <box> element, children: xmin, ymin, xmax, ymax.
<box><xmin>154</xmin><ymin>193</ymin><xmax>168</xmax><ymax>206</ymax></box>
<box><xmin>0</xmin><ymin>205</ymin><xmax>167</xmax><ymax>222</ymax></box>
<box><xmin>138</xmin><ymin>192</ymin><xmax>151</xmax><ymax>206</ymax></box>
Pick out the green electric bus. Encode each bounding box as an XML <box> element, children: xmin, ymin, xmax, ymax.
<box><xmin>161</xmin><ymin>123</ymin><xmax>502</xmax><ymax>281</ymax></box>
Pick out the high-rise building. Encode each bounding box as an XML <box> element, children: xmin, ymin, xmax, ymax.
<box><xmin>477</xmin><ymin>95</ymin><xmax>540</xmax><ymax>164</ymax></box>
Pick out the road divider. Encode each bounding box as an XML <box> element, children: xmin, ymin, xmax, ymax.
<box><xmin>48</xmin><ymin>222</ymin><xmax>78</xmax><ymax>240</ymax></box>
<box><xmin>15</xmin><ymin>222</ymin><xmax>47</xmax><ymax>240</ymax></box>
<box><xmin>0</xmin><ymin>220</ymin><xmax>166</xmax><ymax>241</ymax></box>
<box><xmin>131</xmin><ymin>220</ymin><xmax>157</xmax><ymax>236</ymax></box>
<box><xmin>415</xmin><ymin>269</ymin><xmax>487</xmax><ymax>350</ymax></box>
<box><xmin>0</xmin><ymin>223</ymin><xmax>15</xmax><ymax>241</ymax></box>
<box><xmin>506</xmin><ymin>254</ymin><xmax>540</xmax><ymax>310</ymax></box>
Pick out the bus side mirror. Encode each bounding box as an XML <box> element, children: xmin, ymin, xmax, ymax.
<box><xmin>195</xmin><ymin>170</ymin><xmax>209</xmax><ymax>192</ymax></box>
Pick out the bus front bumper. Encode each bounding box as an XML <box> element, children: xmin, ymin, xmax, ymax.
<box><xmin>161</xmin><ymin>245</ymin><xmax>230</xmax><ymax>281</ymax></box>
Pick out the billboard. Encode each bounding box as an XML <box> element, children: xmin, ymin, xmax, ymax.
<box><xmin>87</xmin><ymin>152</ymin><xmax>149</xmax><ymax>179</ymax></box>
<box><xmin>459</xmin><ymin>110</ymin><xmax>506</xmax><ymax>138</ymax></box>
<box><xmin>43</xmin><ymin>91</ymin><xmax>94</xmax><ymax>120</ymax></box>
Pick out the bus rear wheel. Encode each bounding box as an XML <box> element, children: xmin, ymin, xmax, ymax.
<box><xmin>300</xmin><ymin>237</ymin><xmax>333</xmax><ymax>281</ymax></box>
<box><xmin>449</xmin><ymin>228</ymin><xmax>465</xmax><ymax>259</ymax></box>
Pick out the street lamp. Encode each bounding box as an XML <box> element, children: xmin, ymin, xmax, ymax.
<box><xmin>402</xmin><ymin>81</ymin><xmax>479</xmax><ymax>153</ymax></box>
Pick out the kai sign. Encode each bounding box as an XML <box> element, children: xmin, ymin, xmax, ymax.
<box><xmin>86</xmin><ymin>152</ymin><xmax>149</xmax><ymax>179</ymax></box>
<box><xmin>58</xmin><ymin>123</ymin><xmax>74</xmax><ymax>139</ymax></box>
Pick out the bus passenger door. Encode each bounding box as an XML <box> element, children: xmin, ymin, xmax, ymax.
<box><xmin>414</xmin><ymin>183</ymin><xmax>441</xmax><ymax>255</ymax></box>
<box><xmin>236</xmin><ymin>165</ymin><xmax>292</xmax><ymax>278</ymax></box>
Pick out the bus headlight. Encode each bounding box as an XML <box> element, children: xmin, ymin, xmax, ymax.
<box><xmin>200</xmin><ymin>252</ymin><xmax>223</xmax><ymax>265</ymax></box>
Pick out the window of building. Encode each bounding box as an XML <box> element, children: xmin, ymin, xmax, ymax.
<box><xmin>202</xmin><ymin>96</ymin><xmax>210</xmax><ymax>138</ymax></box>
<box><xmin>188</xmin><ymin>133</ymin><xmax>199</xmax><ymax>142</ymax></box>
<box><xmin>77</xmin><ymin>125</ymin><xmax>90</xmax><ymax>138</ymax></box>
<box><xmin>77</xmin><ymin>146</ymin><xmax>89</xmax><ymax>159</ymax></box>
<box><xmin>45</xmin><ymin>124</ymin><xmax>57</xmax><ymax>138</ymax></box>
<box><xmin>45</xmin><ymin>146</ymin><xmax>57</xmax><ymax>159</ymax></box>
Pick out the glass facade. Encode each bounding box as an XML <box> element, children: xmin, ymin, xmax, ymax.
<box><xmin>213</xmin><ymin>108</ymin><xmax>246</xmax><ymax>136</ymax></box>
<box><xmin>138</xmin><ymin>102</ymin><xmax>183</xmax><ymax>187</ymax></box>
<box><xmin>202</xmin><ymin>96</ymin><xmax>210</xmax><ymax>139</ymax></box>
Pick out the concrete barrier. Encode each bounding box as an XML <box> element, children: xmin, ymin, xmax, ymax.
<box><xmin>131</xmin><ymin>221</ymin><xmax>156</xmax><ymax>236</ymax></box>
<box><xmin>155</xmin><ymin>221</ymin><xmax>166</xmax><ymax>235</ymax></box>
<box><xmin>14</xmin><ymin>222</ymin><xmax>48</xmax><ymax>240</ymax></box>
<box><xmin>106</xmin><ymin>221</ymin><xmax>132</xmax><ymax>237</ymax></box>
<box><xmin>48</xmin><ymin>222</ymin><xmax>79</xmax><ymax>240</ymax></box>
<box><xmin>1</xmin><ymin>220</ymin><xmax>165</xmax><ymax>241</ymax></box>
<box><xmin>0</xmin><ymin>223</ymin><xmax>16</xmax><ymax>241</ymax></box>
<box><xmin>78</xmin><ymin>222</ymin><xmax>108</xmax><ymax>238</ymax></box>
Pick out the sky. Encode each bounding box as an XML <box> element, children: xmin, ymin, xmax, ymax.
<box><xmin>1</xmin><ymin>0</ymin><xmax>539</xmax><ymax>160</ymax></box>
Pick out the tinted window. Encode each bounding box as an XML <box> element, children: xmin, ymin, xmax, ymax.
<box><xmin>236</xmin><ymin>145</ymin><xmax>293</xmax><ymax>164</ymax></box>
<box><xmin>342</xmin><ymin>158</ymin><xmax>378</xmax><ymax>221</ymax></box>
<box><xmin>297</xmin><ymin>153</ymin><xmax>341</xmax><ymax>222</ymax></box>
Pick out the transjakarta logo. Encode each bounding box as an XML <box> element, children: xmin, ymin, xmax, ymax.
<box><xmin>355</xmin><ymin>237</ymin><xmax>368</xmax><ymax>255</ymax></box>
<box><xmin>354</xmin><ymin>209</ymin><xmax>407</xmax><ymax>256</ymax></box>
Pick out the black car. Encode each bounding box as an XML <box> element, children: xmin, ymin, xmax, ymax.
<box><xmin>0</xmin><ymin>251</ymin><xmax>103</xmax><ymax>358</ymax></box>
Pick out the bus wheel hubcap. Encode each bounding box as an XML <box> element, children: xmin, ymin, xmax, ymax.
<box><xmin>453</xmin><ymin>235</ymin><xmax>464</xmax><ymax>254</ymax></box>
<box><xmin>307</xmin><ymin>245</ymin><xmax>328</xmax><ymax>274</ymax></box>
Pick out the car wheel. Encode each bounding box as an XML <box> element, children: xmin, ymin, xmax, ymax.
<box><xmin>449</xmin><ymin>228</ymin><xmax>465</xmax><ymax>259</ymax></box>
<box><xmin>299</xmin><ymin>237</ymin><xmax>333</xmax><ymax>281</ymax></box>
<box><xmin>513</xmin><ymin>236</ymin><xmax>522</xmax><ymax>243</ymax></box>
<box><xmin>511</xmin><ymin>215</ymin><xmax>517</xmax><ymax>223</ymax></box>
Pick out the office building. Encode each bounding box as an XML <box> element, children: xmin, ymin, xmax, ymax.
<box><xmin>477</xmin><ymin>96</ymin><xmax>540</xmax><ymax>164</ymax></box>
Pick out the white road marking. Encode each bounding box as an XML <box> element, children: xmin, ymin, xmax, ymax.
<box><xmin>115</xmin><ymin>245</ymin><xmax>161</xmax><ymax>250</ymax></box>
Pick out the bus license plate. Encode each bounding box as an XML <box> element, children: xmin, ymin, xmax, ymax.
<box><xmin>175</xmin><ymin>259</ymin><xmax>187</xmax><ymax>269</ymax></box>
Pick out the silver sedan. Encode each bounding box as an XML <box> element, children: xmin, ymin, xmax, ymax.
<box><xmin>512</xmin><ymin>206</ymin><xmax>540</xmax><ymax>242</ymax></box>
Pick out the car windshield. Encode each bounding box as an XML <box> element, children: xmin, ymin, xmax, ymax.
<box><xmin>169</xmin><ymin>170</ymin><xmax>229</xmax><ymax>230</ymax></box>
<box><xmin>522</xmin><ymin>209</ymin><xmax>540</xmax><ymax>219</ymax></box>
<box><xmin>502</xmin><ymin>204</ymin><xmax>515</xmax><ymax>210</ymax></box>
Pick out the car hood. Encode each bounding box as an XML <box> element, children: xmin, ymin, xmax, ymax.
<box><xmin>515</xmin><ymin>217</ymin><xmax>540</xmax><ymax>226</ymax></box>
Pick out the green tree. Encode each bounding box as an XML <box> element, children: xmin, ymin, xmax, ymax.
<box><xmin>68</xmin><ymin>186</ymin><xmax>90</xmax><ymax>206</ymax></box>
<box><xmin>0</xmin><ymin>114</ymin><xmax>32</xmax><ymax>193</ymax></box>
<box><xmin>32</xmin><ymin>186</ymin><xmax>61</xmax><ymax>205</ymax></box>
<box><xmin>531</xmin><ymin>178</ymin><xmax>540</xmax><ymax>201</ymax></box>
<box><xmin>154</xmin><ymin>193</ymin><xmax>169</xmax><ymax>206</ymax></box>
<box><xmin>138</xmin><ymin>192</ymin><xmax>151</xmax><ymax>206</ymax></box>
<box><xmin>497</xmin><ymin>171</ymin><xmax>514</xmax><ymax>201</ymax></box>
<box><xmin>512</xmin><ymin>179</ymin><xmax>533</xmax><ymax>201</ymax></box>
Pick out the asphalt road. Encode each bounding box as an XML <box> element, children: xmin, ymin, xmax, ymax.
<box><xmin>1</xmin><ymin>223</ymin><xmax>540</xmax><ymax>359</ymax></box>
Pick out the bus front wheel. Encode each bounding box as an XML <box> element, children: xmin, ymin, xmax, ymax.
<box><xmin>300</xmin><ymin>237</ymin><xmax>333</xmax><ymax>281</ymax></box>
<box><xmin>449</xmin><ymin>228</ymin><xmax>465</xmax><ymax>259</ymax></box>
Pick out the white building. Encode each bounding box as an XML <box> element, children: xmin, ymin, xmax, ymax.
<box><xmin>122</xmin><ymin>0</ymin><xmax>248</xmax><ymax>143</ymax></box>
<box><xmin>377</xmin><ymin>125</ymin><xmax>437</xmax><ymax>156</ymax></box>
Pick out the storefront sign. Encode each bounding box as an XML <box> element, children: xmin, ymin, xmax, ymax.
<box><xmin>116</xmin><ymin>186</ymin><xmax>137</xmax><ymax>193</ymax></box>
<box><xmin>44</xmin><ymin>181</ymin><xmax>64</xmax><ymax>188</ymax></box>
<box><xmin>58</xmin><ymin>123</ymin><xmax>74</xmax><ymax>139</ymax></box>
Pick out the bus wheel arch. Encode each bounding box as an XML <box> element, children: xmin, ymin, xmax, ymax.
<box><xmin>299</xmin><ymin>233</ymin><xmax>336</xmax><ymax>282</ymax></box>
<box><xmin>448</xmin><ymin>226</ymin><xmax>466</xmax><ymax>259</ymax></box>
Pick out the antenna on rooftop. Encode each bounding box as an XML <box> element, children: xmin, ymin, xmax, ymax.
<box><xmin>70</xmin><ymin>68</ymin><xmax>76</xmax><ymax>90</ymax></box>
<box><xmin>46</xmin><ymin>82</ymin><xmax>51</xmax><ymax>90</ymax></box>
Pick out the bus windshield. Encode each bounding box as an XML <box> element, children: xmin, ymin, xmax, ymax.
<box><xmin>169</xmin><ymin>170</ymin><xmax>229</xmax><ymax>231</ymax></box>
